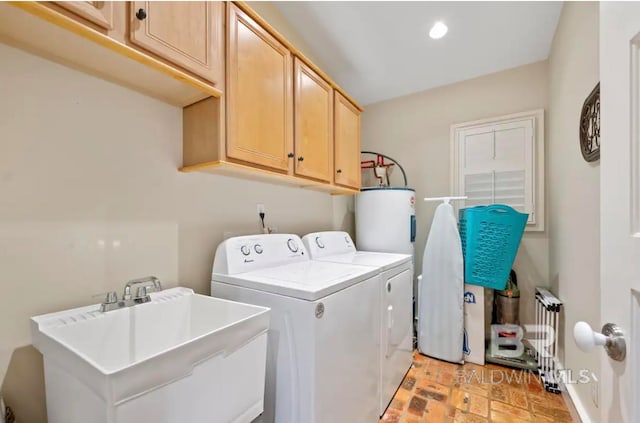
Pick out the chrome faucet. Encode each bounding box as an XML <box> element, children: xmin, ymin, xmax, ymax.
<box><xmin>100</xmin><ymin>276</ymin><xmax>163</xmax><ymax>312</ymax></box>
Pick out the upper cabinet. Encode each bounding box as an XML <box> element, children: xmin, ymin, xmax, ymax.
<box><xmin>0</xmin><ymin>2</ymin><xmax>223</xmax><ymax>105</ymax></box>
<box><xmin>293</xmin><ymin>58</ymin><xmax>334</xmax><ymax>182</ymax></box>
<box><xmin>334</xmin><ymin>92</ymin><xmax>361</xmax><ymax>189</ymax></box>
<box><xmin>55</xmin><ymin>1</ymin><xmax>114</xmax><ymax>30</ymax></box>
<box><xmin>129</xmin><ymin>1</ymin><xmax>224</xmax><ymax>84</ymax></box>
<box><xmin>226</xmin><ymin>3</ymin><xmax>293</xmax><ymax>172</ymax></box>
<box><xmin>182</xmin><ymin>3</ymin><xmax>363</xmax><ymax>193</ymax></box>
<box><xmin>1</xmin><ymin>1</ymin><xmax>363</xmax><ymax>194</ymax></box>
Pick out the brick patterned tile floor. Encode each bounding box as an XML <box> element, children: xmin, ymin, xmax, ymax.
<box><xmin>380</xmin><ymin>352</ymin><xmax>574</xmax><ymax>423</ymax></box>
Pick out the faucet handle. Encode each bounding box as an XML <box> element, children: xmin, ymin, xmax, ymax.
<box><xmin>136</xmin><ymin>286</ymin><xmax>148</xmax><ymax>298</ymax></box>
<box><xmin>152</xmin><ymin>278</ymin><xmax>162</xmax><ymax>292</ymax></box>
<box><xmin>92</xmin><ymin>291</ymin><xmax>118</xmax><ymax>304</ymax></box>
<box><xmin>96</xmin><ymin>291</ymin><xmax>119</xmax><ymax>312</ymax></box>
<box><xmin>123</xmin><ymin>285</ymin><xmax>132</xmax><ymax>301</ymax></box>
<box><xmin>105</xmin><ymin>291</ymin><xmax>118</xmax><ymax>304</ymax></box>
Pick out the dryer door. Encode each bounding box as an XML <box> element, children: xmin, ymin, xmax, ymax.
<box><xmin>381</xmin><ymin>268</ymin><xmax>414</xmax><ymax>414</ymax></box>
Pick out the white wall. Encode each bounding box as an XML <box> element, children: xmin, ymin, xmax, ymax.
<box><xmin>547</xmin><ymin>3</ymin><xmax>600</xmax><ymax>421</ymax></box>
<box><xmin>361</xmin><ymin>61</ymin><xmax>550</xmax><ymax>325</ymax></box>
<box><xmin>0</xmin><ymin>4</ymin><xmax>339</xmax><ymax>420</ymax></box>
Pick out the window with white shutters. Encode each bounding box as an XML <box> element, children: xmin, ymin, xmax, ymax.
<box><xmin>451</xmin><ymin>110</ymin><xmax>544</xmax><ymax>231</ymax></box>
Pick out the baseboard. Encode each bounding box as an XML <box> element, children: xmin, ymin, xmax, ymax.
<box><xmin>563</xmin><ymin>382</ymin><xmax>592</xmax><ymax>423</ymax></box>
<box><xmin>554</xmin><ymin>359</ymin><xmax>593</xmax><ymax>423</ymax></box>
<box><xmin>553</xmin><ymin>359</ymin><xmax>593</xmax><ymax>423</ymax></box>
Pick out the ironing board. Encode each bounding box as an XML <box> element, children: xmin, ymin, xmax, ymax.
<box><xmin>418</xmin><ymin>202</ymin><xmax>464</xmax><ymax>363</ymax></box>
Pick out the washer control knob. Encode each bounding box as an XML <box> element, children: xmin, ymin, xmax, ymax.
<box><xmin>254</xmin><ymin>244</ymin><xmax>263</xmax><ymax>254</ymax></box>
<box><xmin>287</xmin><ymin>238</ymin><xmax>299</xmax><ymax>253</ymax></box>
<box><xmin>315</xmin><ymin>236</ymin><xmax>325</xmax><ymax>249</ymax></box>
<box><xmin>240</xmin><ymin>245</ymin><xmax>251</xmax><ymax>256</ymax></box>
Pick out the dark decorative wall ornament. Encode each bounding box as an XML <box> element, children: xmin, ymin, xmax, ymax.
<box><xmin>580</xmin><ymin>82</ymin><xmax>600</xmax><ymax>162</ymax></box>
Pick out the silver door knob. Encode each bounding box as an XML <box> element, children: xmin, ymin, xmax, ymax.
<box><xmin>574</xmin><ymin>321</ymin><xmax>626</xmax><ymax>361</ymax></box>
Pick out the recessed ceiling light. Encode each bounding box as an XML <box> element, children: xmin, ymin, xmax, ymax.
<box><xmin>429</xmin><ymin>22</ymin><xmax>448</xmax><ymax>39</ymax></box>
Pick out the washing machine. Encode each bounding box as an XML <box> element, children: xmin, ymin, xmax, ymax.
<box><xmin>211</xmin><ymin>234</ymin><xmax>381</xmax><ymax>423</ymax></box>
<box><xmin>302</xmin><ymin>231</ymin><xmax>413</xmax><ymax>416</ymax></box>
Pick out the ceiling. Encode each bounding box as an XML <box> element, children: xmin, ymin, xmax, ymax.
<box><xmin>275</xmin><ymin>2</ymin><xmax>563</xmax><ymax>105</ymax></box>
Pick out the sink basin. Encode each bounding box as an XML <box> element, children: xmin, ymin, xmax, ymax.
<box><xmin>31</xmin><ymin>287</ymin><xmax>270</xmax><ymax>423</ymax></box>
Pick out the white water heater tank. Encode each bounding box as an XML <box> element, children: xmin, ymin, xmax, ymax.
<box><xmin>355</xmin><ymin>187</ymin><xmax>416</xmax><ymax>255</ymax></box>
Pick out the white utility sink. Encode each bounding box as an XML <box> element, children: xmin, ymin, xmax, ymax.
<box><xmin>31</xmin><ymin>287</ymin><xmax>270</xmax><ymax>423</ymax></box>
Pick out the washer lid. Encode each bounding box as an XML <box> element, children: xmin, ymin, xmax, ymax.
<box><xmin>212</xmin><ymin>261</ymin><xmax>378</xmax><ymax>301</ymax></box>
<box><xmin>314</xmin><ymin>251</ymin><xmax>412</xmax><ymax>271</ymax></box>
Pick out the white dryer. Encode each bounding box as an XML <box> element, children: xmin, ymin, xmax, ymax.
<box><xmin>302</xmin><ymin>231</ymin><xmax>414</xmax><ymax>416</ymax></box>
<box><xmin>211</xmin><ymin>234</ymin><xmax>381</xmax><ymax>423</ymax></box>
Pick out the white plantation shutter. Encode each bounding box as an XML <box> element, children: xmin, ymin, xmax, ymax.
<box><xmin>456</xmin><ymin>117</ymin><xmax>536</xmax><ymax>225</ymax></box>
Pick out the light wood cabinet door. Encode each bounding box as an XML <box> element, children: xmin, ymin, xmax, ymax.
<box><xmin>294</xmin><ymin>58</ymin><xmax>333</xmax><ymax>182</ymax></box>
<box><xmin>129</xmin><ymin>1</ymin><xmax>223</xmax><ymax>84</ymax></box>
<box><xmin>226</xmin><ymin>4</ymin><xmax>293</xmax><ymax>172</ymax></box>
<box><xmin>334</xmin><ymin>92</ymin><xmax>361</xmax><ymax>189</ymax></box>
<box><xmin>55</xmin><ymin>2</ymin><xmax>114</xmax><ymax>30</ymax></box>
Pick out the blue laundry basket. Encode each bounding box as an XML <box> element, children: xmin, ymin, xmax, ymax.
<box><xmin>459</xmin><ymin>205</ymin><xmax>528</xmax><ymax>290</ymax></box>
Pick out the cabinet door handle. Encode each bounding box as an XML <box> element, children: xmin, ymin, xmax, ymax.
<box><xmin>298</xmin><ymin>156</ymin><xmax>304</xmax><ymax>162</ymax></box>
<box><xmin>287</xmin><ymin>152</ymin><xmax>294</xmax><ymax>158</ymax></box>
<box><xmin>135</xmin><ymin>8</ymin><xmax>147</xmax><ymax>20</ymax></box>
<box><xmin>336</xmin><ymin>169</ymin><xmax>342</xmax><ymax>173</ymax></box>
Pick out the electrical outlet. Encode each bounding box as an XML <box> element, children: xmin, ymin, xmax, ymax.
<box><xmin>257</xmin><ymin>203</ymin><xmax>265</xmax><ymax>214</ymax></box>
<box><xmin>591</xmin><ymin>373</ymin><xmax>598</xmax><ymax>407</ymax></box>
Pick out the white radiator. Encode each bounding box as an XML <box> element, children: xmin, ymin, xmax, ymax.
<box><xmin>534</xmin><ymin>287</ymin><xmax>563</xmax><ymax>393</ymax></box>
